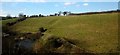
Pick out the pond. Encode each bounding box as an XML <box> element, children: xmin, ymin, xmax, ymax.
<box><xmin>15</xmin><ymin>38</ymin><xmax>35</xmax><ymax>50</ymax></box>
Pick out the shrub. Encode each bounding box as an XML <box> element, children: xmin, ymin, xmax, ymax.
<box><xmin>47</xmin><ymin>37</ymin><xmax>63</xmax><ymax>48</ymax></box>
<box><xmin>39</xmin><ymin>27</ymin><xmax>47</xmax><ymax>32</ymax></box>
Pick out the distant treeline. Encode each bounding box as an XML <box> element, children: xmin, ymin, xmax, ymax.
<box><xmin>0</xmin><ymin>10</ymin><xmax>120</xmax><ymax>20</ymax></box>
<box><xmin>0</xmin><ymin>11</ymin><xmax>70</xmax><ymax>20</ymax></box>
<box><xmin>0</xmin><ymin>13</ymin><xmax>45</xmax><ymax>20</ymax></box>
<box><xmin>69</xmin><ymin>10</ymin><xmax>120</xmax><ymax>15</ymax></box>
<box><xmin>0</xmin><ymin>16</ymin><xmax>17</xmax><ymax>20</ymax></box>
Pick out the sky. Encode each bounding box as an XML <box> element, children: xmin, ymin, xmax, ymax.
<box><xmin>0</xmin><ymin>1</ymin><xmax>119</xmax><ymax>17</ymax></box>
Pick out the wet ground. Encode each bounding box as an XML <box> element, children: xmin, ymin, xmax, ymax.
<box><xmin>2</xmin><ymin>32</ymin><xmax>42</xmax><ymax>55</ymax></box>
<box><xmin>2</xmin><ymin>32</ymin><xmax>95</xmax><ymax>55</ymax></box>
<box><xmin>2</xmin><ymin>27</ymin><xmax>96</xmax><ymax>55</ymax></box>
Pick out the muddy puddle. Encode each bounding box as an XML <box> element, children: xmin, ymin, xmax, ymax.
<box><xmin>14</xmin><ymin>38</ymin><xmax>34</xmax><ymax>50</ymax></box>
<box><xmin>2</xmin><ymin>32</ymin><xmax>40</xmax><ymax>55</ymax></box>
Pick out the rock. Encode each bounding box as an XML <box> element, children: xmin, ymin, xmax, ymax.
<box><xmin>20</xmin><ymin>37</ymin><xmax>24</xmax><ymax>40</ymax></box>
<box><xmin>3</xmin><ymin>33</ymin><xmax>10</xmax><ymax>37</ymax></box>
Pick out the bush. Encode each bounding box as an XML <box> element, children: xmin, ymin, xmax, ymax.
<box><xmin>46</xmin><ymin>37</ymin><xmax>63</xmax><ymax>48</ymax></box>
<box><xmin>39</xmin><ymin>27</ymin><xmax>47</xmax><ymax>32</ymax></box>
<box><xmin>6</xmin><ymin>22</ymin><xmax>17</xmax><ymax>26</ymax></box>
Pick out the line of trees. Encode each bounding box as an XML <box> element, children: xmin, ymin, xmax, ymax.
<box><xmin>1</xmin><ymin>11</ymin><xmax>72</xmax><ymax>20</ymax></box>
<box><xmin>29</xmin><ymin>14</ymin><xmax>44</xmax><ymax>18</ymax></box>
<box><xmin>18</xmin><ymin>13</ymin><xmax>45</xmax><ymax>18</ymax></box>
<box><xmin>1</xmin><ymin>13</ymin><xmax>45</xmax><ymax>20</ymax></box>
<box><xmin>2</xmin><ymin>10</ymin><xmax>119</xmax><ymax>20</ymax></box>
<box><xmin>49</xmin><ymin>11</ymin><xmax>71</xmax><ymax>16</ymax></box>
<box><xmin>69</xmin><ymin>10</ymin><xmax>120</xmax><ymax>15</ymax></box>
<box><xmin>1</xmin><ymin>14</ymin><xmax>17</xmax><ymax>20</ymax></box>
<box><xmin>6</xmin><ymin>13</ymin><xmax>27</xmax><ymax>26</ymax></box>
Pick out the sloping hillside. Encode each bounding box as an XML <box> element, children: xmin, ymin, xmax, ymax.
<box><xmin>10</xmin><ymin>13</ymin><xmax>119</xmax><ymax>53</ymax></box>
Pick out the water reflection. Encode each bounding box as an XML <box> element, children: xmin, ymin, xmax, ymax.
<box><xmin>15</xmin><ymin>38</ymin><xmax>34</xmax><ymax>49</ymax></box>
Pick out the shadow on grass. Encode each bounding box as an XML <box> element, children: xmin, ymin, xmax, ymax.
<box><xmin>32</xmin><ymin>35</ymin><xmax>96</xmax><ymax>55</ymax></box>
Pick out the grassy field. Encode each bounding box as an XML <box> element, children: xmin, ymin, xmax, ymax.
<box><xmin>1</xmin><ymin>18</ymin><xmax>18</xmax><ymax>26</ymax></box>
<box><xmin>7</xmin><ymin>13</ymin><xmax>119</xmax><ymax>53</ymax></box>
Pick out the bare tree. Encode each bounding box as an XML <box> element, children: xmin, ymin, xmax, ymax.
<box><xmin>58</xmin><ymin>11</ymin><xmax>62</xmax><ymax>16</ymax></box>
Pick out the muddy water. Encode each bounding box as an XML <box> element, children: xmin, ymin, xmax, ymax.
<box><xmin>15</xmin><ymin>39</ymin><xmax>34</xmax><ymax>49</ymax></box>
<box><xmin>2</xmin><ymin>33</ymin><xmax>39</xmax><ymax>55</ymax></box>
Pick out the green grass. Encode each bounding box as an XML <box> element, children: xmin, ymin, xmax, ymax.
<box><xmin>9</xmin><ymin>13</ymin><xmax>119</xmax><ymax>53</ymax></box>
<box><xmin>1</xmin><ymin>18</ymin><xmax>18</xmax><ymax>26</ymax></box>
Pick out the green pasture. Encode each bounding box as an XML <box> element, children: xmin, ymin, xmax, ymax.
<box><xmin>4</xmin><ymin>13</ymin><xmax>119</xmax><ymax>53</ymax></box>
